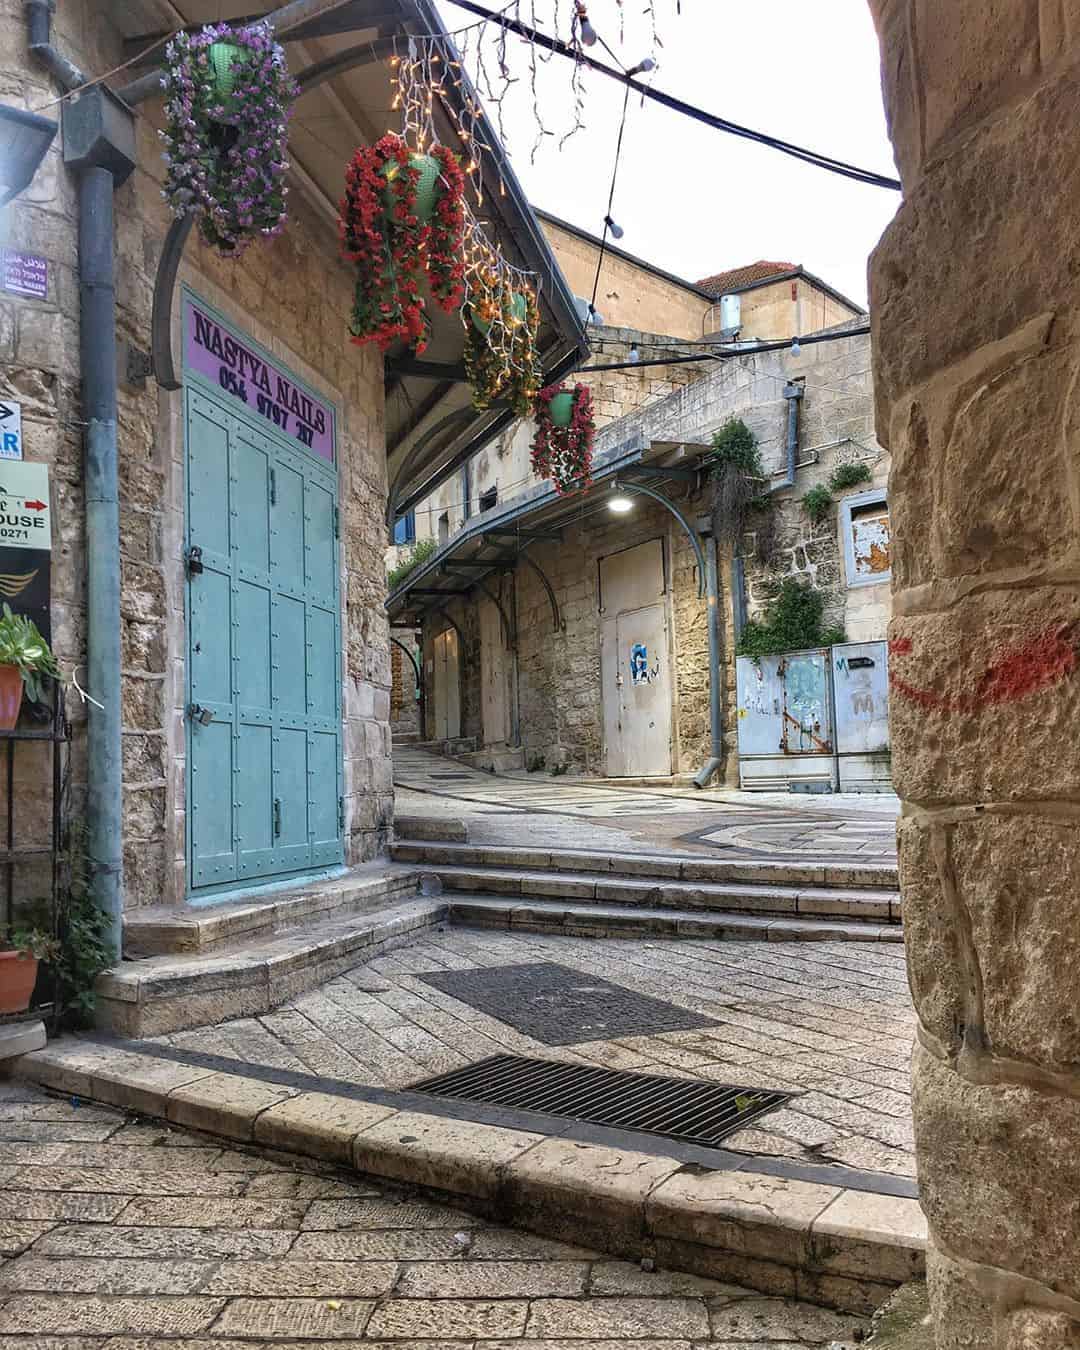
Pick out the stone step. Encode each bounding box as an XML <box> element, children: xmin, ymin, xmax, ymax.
<box><xmin>123</xmin><ymin>861</ymin><xmax>421</xmax><ymax>958</ymax></box>
<box><xmin>408</xmin><ymin>860</ymin><xmax>899</xmax><ymax>924</ymax></box>
<box><xmin>98</xmin><ymin>898</ymin><xmax>447</xmax><ymax>1038</ymax></box>
<box><xmin>447</xmin><ymin>894</ymin><xmax>902</xmax><ymax>943</ymax></box>
<box><xmin>16</xmin><ymin>1038</ymin><xmax>926</xmax><ymax>1315</ymax></box>
<box><xmin>390</xmin><ymin>840</ymin><xmax>899</xmax><ymax>892</ymax></box>
<box><xmin>393</xmin><ymin>814</ymin><xmax>470</xmax><ymax>844</ymax></box>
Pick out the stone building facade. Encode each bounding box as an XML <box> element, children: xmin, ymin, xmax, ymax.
<box><xmin>393</xmin><ymin>323</ymin><xmax>891</xmax><ymax>784</ymax></box>
<box><xmin>0</xmin><ymin>0</ymin><xmax>574</xmax><ymax>925</ymax></box>
<box><xmin>866</xmin><ymin>1</ymin><xmax>1080</xmax><ymax>1344</ymax></box>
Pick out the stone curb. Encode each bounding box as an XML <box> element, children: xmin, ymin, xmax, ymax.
<box><xmin>448</xmin><ymin>895</ymin><xmax>904</xmax><ymax>944</ymax></box>
<box><xmin>15</xmin><ymin>1042</ymin><xmax>926</xmax><ymax>1316</ymax></box>
<box><xmin>96</xmin><ymin>900</ymin><xmax>448</xmax><ymax>1038</ymax></box>
<box><xmin>390</xmin><ymin>840</ymin><xmax>900</xmax><ymax>893</ymax></box>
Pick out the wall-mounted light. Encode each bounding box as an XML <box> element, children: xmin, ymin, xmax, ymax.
<box><xmin>0</xmin><ymin>105</ymin><xmax>57</xmax><ymax>208</ymax></box>
<box><xmin>608</xmin><ymin>494</ymin><xmax>634</xmax><ymax>514</ymax></box>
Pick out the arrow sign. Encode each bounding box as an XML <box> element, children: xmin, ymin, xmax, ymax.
<box><xmin>0</xmin><ymin>462</ymin><xmax>49</xmax><ymax>552</ymax></box>
<box><xmin>0</xmin><ymin>401</ymin><xmax>20</xmax><ymax>460</ymax></box>
<box><xmin>24</xmin><ymin>500</ymin><xmax>46</xmax><ymax>512</ymax></box>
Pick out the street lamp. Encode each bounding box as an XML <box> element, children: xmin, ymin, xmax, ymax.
<box><xmin>0</xmin><ymin>105</ymin><xmax>58</xmax><ymax>207</ymax></box>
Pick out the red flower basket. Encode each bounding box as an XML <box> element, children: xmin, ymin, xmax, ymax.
<box><xmin>531</xmin><ymin>383</ymin><xmax>596</xmax><ymax>495</ymax></box>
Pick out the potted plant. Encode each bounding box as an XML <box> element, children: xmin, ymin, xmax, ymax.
<box><xmin>0</xmin><ymin>926</ymin><xmax>58</xmax><ymax>1015</ymax></box>
<box><xmin>0</xmin><ymin>604</ymin><xmax>59</xmax><ymax>730</ymax></box>
<box><xmin>161</xmin><ymin>21</ymin><xmax>298</xmax><ymax>255</ymax></box>
<box><xmin>531</xmin><ymin>383</ymin><xmax>596</xmax><ymax>495</ymax></box>
<box><xmin>339</xmin><ymin>132</ymin><xmax>465</xmax><ymax>352</ymax></box>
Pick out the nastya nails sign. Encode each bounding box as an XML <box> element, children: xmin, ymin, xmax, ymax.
<box><xmin>185</xmin><ymin>299</ymin><xmax>336</xmax><ymax>462</ymax></box>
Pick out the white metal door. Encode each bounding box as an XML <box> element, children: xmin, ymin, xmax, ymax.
<box><xmin>611</xmin><ymin>604</ymin><xmax>672</xmax><ymax>776</ymax></box>
<box><xmin>432</xmin><ymin>628</ymin><xmax>460</xmax><ymax>740</ymax></box>
<box><xmin>479</xmin><ymin>595</ymin><xmax>509</xmax><ymax>746</ymax></box>
<box><xmin>599</xmin><ymin>538</ymin><xmax>671</xmax><ymax>777</ymax></box>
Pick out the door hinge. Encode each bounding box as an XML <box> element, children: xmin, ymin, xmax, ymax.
<box><xmin>338</xmin><ymin>796</ymin><xmax>345</xmax><ymax>833</ymax></box>
<box><xmin>273</xmin><ymin>798</ymin><xmax>282</xmax><ymax>838</ymax></box>
<box><xmin>269</xmin><ymin>467</ymin><xmax>276</xmax><ymax>506</ymax></box>
<box><xmin>333</xmin><ymin>505</ymin><xmax>340</xmax><ymax>539</ymax></box>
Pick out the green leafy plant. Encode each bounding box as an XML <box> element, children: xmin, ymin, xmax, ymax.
<box><xmin>828</xmin><ymin>461</ymin><xmax>872</xmax><ymax>492</ymax></box>
<box><xmin>0</xmin><ymin>604</ymin><xmax>60</xmax><ymax>703</ymax></box>
<box><xmin>737</xmin><ymin>578</ymin><xmax>846</xmax><ymax>658</ymax></box>
<box><xmin>802</xmin><ymin>484</ymin><xmax>833</xmax><ymax>525</ymax></box>
<box><xmin>526</xmin><ymin>753</ymin><xmax>546</xmax><ymax>772</ymax></box>
<box><xmin>550</xmin><ymin>762</ymin><xmax>568</xmax><ymax>776</ymax></box>
<box><xmin>387</xmin><ymin>537</ymin><xmax>437</xmax><ymax>591</ymax></box>
<box><xmin>55</xmin><ymin>822</ymin><xmax>113</xmax><ymax>1029</ymax></box>
<box><xmin>4</xmin><ymin>926</ymin><xmax>59</xmax><ymax>961</ymax></box>
<box><xmin>708</xmin><ymin>417</ymin><xmax>772</xmax><ymax>551</ymax></box>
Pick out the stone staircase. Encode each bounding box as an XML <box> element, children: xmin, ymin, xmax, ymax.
<box><xmin>391</xmin><ymin>840</ymin><xmax>902</xmax><ymax>944</ymax></box>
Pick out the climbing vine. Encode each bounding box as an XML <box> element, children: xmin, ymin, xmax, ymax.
<box><xmin>737</xmin><ymin>578</ymin><xmax>845</xmax><ymax>658</ymax></box>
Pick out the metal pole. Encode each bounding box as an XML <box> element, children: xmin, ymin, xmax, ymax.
<box><xmin>81</xmin><ymin>166</ymin><xmax>123</xmax><ymax>960</ymax></box>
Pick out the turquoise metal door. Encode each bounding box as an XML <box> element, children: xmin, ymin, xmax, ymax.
<box><xmin>186</xmin><ymin>386</ymin><xmax>342</xmax><ymax>893</ymax></box>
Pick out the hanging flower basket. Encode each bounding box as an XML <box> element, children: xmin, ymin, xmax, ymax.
<box><xmin>161</xmin><ymin>21</ymin><xmax>298</xmax><ymax>256</ymax></box>
<box><xmin>339</xmin><ymin>133</ymin><xmax>465</xmax><ymax>353</ymax></box>
<box><xmin>463</xmin><ymin>272</ymin><xmax>541</xmax><ymax>416</ymax></box>
<box><xmin>531</xmin><ymin>383</ymin><xmax>596</xmax><ymax>495</ymax></box>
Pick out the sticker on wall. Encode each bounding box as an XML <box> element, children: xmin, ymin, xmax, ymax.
<box><xmin>0</xmin><ymin>401</ymin><xmax>22</xmax><ymax>460</ymax></box>
<box><xmin>628</xmin><ymin>643</ymin><xmax>661</xmax><ymax>686</ymax></box>
<box><xmin>1</xmin><ymin>250</ymin><xmax>47</xmax><ymax>301</ymax></box>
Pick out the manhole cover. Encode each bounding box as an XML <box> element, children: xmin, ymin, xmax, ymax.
<box><xmin>411</xmin><ymin>1053</ymin><xmax>791</xmax><ymax>1147</ymax></box>
<box><xmin>415</xmin><ymin>961</ymin><xmax>719</xmax><ymax>1044</ymax></box>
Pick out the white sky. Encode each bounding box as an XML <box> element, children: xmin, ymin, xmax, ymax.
<box><xmin>434</xmin><ymin>0</ymin><xmax>899</xmax><ymax>307</ymax></box>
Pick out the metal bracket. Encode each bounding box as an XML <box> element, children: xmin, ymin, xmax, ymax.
<box><xmin>121</xmin><ymin>341</ymin><xmax>153</xmax><ymax>390</ymax></box>
<box><xmin>185</xmin><ymin>545</ymin><xmax>203</xmax><ymax>576</ymax></box>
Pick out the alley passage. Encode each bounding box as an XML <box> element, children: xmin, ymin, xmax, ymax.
<box><xmin>0</xmin><ymin>1079</ymin><xmax>868</xmax><ymax>1346</ymax></box>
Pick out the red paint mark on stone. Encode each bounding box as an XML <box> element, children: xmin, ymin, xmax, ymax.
<box><xmin>888</xmin><ymin>637</ymin><xmax>913</xmax><ymax>656</ymax></box>
<box><xmin>889</xmin><ymin>625</ymin><xmax>1078</xmax><ymax>715</ymax></box>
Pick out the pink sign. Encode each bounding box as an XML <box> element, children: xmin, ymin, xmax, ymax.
<box><xmin>184</xmin><ymin>298</ymin><xmax>335</xmax><ymax>462</ymax></box>
<box><xmin>2</xmin><ymin>250</ymin><xmax>47</xmax><ymax>300</ymax></box>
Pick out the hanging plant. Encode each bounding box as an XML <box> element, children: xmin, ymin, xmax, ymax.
<box><xmin>531</xmin><ymin>382</ymin><xmax>595</xmax><ymax>495</ymax></box>
<box><xmin>338</xmin><ymin>133</ymin><xmax>465</xmax><ymax>353</ymax></box>
<box><xmin>161</xmin><ymin>21</ymin><xmax>297</xmax><ymax>256</ymax></box>
<box><xmin>463</xmin><ymin>266</ymin><xmax>541</xmax><ymax>415</ymax></box>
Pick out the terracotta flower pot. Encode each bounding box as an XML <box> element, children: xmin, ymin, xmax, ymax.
<box><xmin>0</xmin><ymin>949</ymin><xmax>38</xmax><ymax>1015</ymax></box>
<box><xmin>0</xmin><ymin>664</ymin><xmax>22</xmax><ymax>730</ymax></box>
<box><xmin>548</xmin><ymin>392</ymin><xmax>575</xmax><ymax>428</ymax></box>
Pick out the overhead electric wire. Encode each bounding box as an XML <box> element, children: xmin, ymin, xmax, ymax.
<box><xmin>441</xmin><ymin>1</ymin><xmax>901</xmax><ymax>190</ymax></box>
<box><xmin>588</xmin><ymin>78</ymin><xmax>633</xmax><ymax>320</ymax></box>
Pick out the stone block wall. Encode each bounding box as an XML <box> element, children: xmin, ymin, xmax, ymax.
<box><xmin>1</xmin><ymin>0</ymin><xmax>393</xmax><ymax>909</ymax></box>
<box><xmin>867</xmin><ymin>0</ymin><xmax>1080</xmax><ymax>1342</ymax></box>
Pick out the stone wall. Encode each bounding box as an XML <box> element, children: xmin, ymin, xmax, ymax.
<box><xmin>867</xmin><ymin>2</ymin><xmax>1080</xmax><ymax>1343</ymax></box>
<box><xmin>1</xmin><ymin>0</ymin><xmax>393</xmax><ymax>908</ymax></box>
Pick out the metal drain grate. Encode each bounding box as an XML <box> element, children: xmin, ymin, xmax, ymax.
<box><xmin>410</xmin><ymin>1054</ymin><xmax>792</xmax><ymax>1148</ymax></box>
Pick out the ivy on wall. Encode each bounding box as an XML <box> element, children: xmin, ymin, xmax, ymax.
<box><xmin>388</xmin><ymin>537</ymin><xmax>437</xmax><ymax>590</ymax></box>
<box><xmin>708</xmin><ymin>417</ymin><xmax>773</xmax><ymax>555</ymax></box>
<box><xmin>737</xmin><ymin>578</ymin><xmax>845</xmax><ymax>658</ymax></box>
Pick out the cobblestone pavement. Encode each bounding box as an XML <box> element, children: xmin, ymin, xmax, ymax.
<box><xmin>156</xmin><ymin>928</ymin><xmax>916</xmax><ymax>1179</ymax></box>
<box><xmin>0</xmin><ymin>1079</ymin><xmax>869</xmax><ymax>1346</ymax></box>
<box><xmin>393</xmin><ymin>750</ymin><xmax>898</xmax><ymax>863</ymax></box>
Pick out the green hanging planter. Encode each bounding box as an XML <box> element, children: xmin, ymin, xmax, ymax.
<box><xmin>382</xmin><ymin>153</ymin><xmax>441</xmax><ymax>224</ymax></box>
<box><xmin>208</xmin><ymin>41</ymin><xmax>248</xmax><ymax>115</ymax></box>
<box><xmin>471</xmin><ymin>290</ymin><xmax>526</xmax><ymax>337</ymax></box>
<box><xmin>548</xmin><ymin>391</ymin><xmax>576</xmax><ymax>428</ymax></box>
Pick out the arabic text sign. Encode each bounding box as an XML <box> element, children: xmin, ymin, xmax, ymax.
<box><xmin>2</xmin><ymin>250</ymin><xmax>48</xmax><ymax>301</ymax></box>
<box><xmin>184</xmin><ymin>299</ymin><xmax>336</xmax><ymax>462</ymax></box>
<box><xmin>0</xmin><ymin>461</ymin><xmax>50</xmax><ymax>551</ymax></box>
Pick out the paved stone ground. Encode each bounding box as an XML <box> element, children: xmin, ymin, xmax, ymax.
<box><xmin>0</xmin><ymin>1078</ymin><xmax>868</xmax><ymax>1346</ymax></box>
<box><xmin>155</xmin><ymin>928</ymin><xmax>916</xmax><ymax>1179</ymax></box>
<box><xmin>393</xmin><ymin>749</ymin><xmax>898</xmax><ymax>863</ymax></box>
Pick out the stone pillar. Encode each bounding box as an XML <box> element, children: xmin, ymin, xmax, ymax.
<box><xmin>866</xmin><ymin>3</ymin><xmax>1080</xmax><ymax>1345</ymax></box>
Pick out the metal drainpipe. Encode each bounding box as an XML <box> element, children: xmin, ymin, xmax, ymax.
<box><xmin>28</xmin><ymin>2</ymin><xmax>132</xmax><ymax>960</ymax></box>
<box><xmin>691</xmin><ymin>535</ymin><xmax>723</xmax><ymax>789</ymax></box>
<box><xmin>81</xmin><ymin>167</ymin><xmax>123</xmax><ymax>960</ymax></box>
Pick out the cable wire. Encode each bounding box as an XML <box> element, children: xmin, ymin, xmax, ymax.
<box><xmin>442</xmin><ymin>0</ymin><xmax>901</xmax><ymax>190</ymax></box>
<box><xmin>588</xmin><ymin>76</ymin><xmax>632</xmax><ymax>320</ymax></box>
